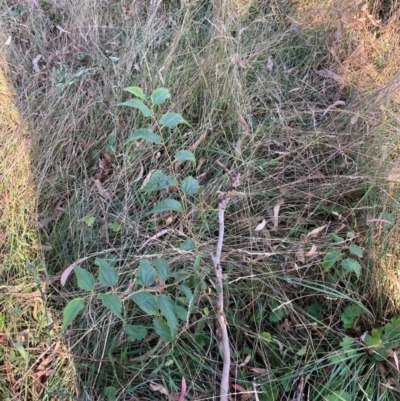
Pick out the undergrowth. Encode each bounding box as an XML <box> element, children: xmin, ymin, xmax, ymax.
<box><xmin>1</xmin><ymin>0</ymin><xmax>400</xmax><ymax>400</ymax></box>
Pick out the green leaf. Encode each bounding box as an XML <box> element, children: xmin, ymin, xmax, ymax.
<box><xmin>365</xmin><ymin>329</ymin><xmax>382</xmax><ymax>348</ymax></box>
<box><xmin>14</xmin><ymin>343</ymin><xmax>29</xmax><ymax>364</ymax></box>
<box><xmin>125</xmin><ymin>128</ymin><xmax>161</xmax><ymax>145</ymax></box>
<box><xmin>96</xmin><ymin>258</ymin><xmax>119</xmax><ymax>287</ymax></box>
<box><xmin>153</xmin><ymin>317</ymin><xmax>174</xmax><ymax>341</ymax></box>
<box><xmin>341</xmin><ymin>258</ymin><xmax>361</xmax><ymax>279</ymax></box>
<box><xmin>346</xmin><ymin>232</ymin><xmax>356</xmax><ymax>239</ymax></box>
<box><xmin>118</xmin><ymin>99</ymin><xmax>152</xmax><ymax>117</ymax></box>
<box><xmin>74</xmin><ymin>266</ymin><xmax>95</xmax><ymax>291</ymax></box>
<box><xmin>125</xmin><ymin>325</ymin><xmax>148</xmax><ymax>341</ymax></box>
<box><xmin>181</xmin><ymin>176</ymin><xmax>200</xmax><ymax>195</ymax></box>
<box><xmin>307</xmin><ymin>304</ymin><xmax>322</xmax><ymax>323</ymax></box>
<box><xmin>107</xmin><ymin>129</ymin><xmax>117</xmax><ymax>146</ymax></box>
<box><xmin>174</xmin><ymin>150</ymin><xmax>196</xmax><ymax>164</ymax></box>
<box><xmin>176</xmin><ymin>305</ymin><xmax>188</xmax><ymax>321</ymax></box>
<box><xmin>97</xmin><ymin>293</ymin><xmax>123</xmax><ymax>319</ymax></box>
<box><xmin>179</xmin><ymin>285</ymin><xmax>193</xmax><ymax>304</ymax></box>
<box><xmin>158</xmin><ymin>294</ymin><xmax>178</xmax><ymax>335</ymax></box>
<box><xmin>179</xmin><ymin>238</ymin><xmax>195</xmax><ymax>251</ymax></box>
<box><xmin>108</xmin><ymin>222</ymin><xmax>121</xmax><ymax>233</ymax></box>
<box><xmin>382</xmin><ymin>317</ymin><xmax>400</xmax><ymax>342</ymax></box>
<box><xmin>328</xmin><ymin>233</ymin><xmax>344</xmax><ymax>243</ymax></box>
<box><xmin>327</xmin><ymin>391</ymin><xmax>351</xmax><ymax>401</ymax></box>
<box><xmin>130</xmin><ymin>291</ymin><xmax>159</xmax><ymax>315</ymax></box>
<box><xmin>152</xmin><ymin>258</ymin><xmax>170</xmax><ymax>281</ymax></box>
<box><xmin>123</xmin><ymin>86</ymin><xmax>146</xmax><ymax>99</ymax></box>
<box><xmin>349</xmin><ymin>244</ymin><xmax>363</xmax><ymax>258</ymax></box>
<box><xmin>160</xmin><ymin>113</ymin><xmax>190</xmax><ymax>129</ymax></box>
<box><xmin>322</xmin><ymin>250</ymin><xmax>342</xmax><ymax>270</ymax></box>
<box><xmin>142</xmin><ymin>171</ymin><xmax>176</xmax><ymax>193</ymax></box>
<box><xmin>151</xmin><ymin>88</ymin><xmax>171</xmax><ymax>105</ymax></box>
<box><xmin>268</xmin><ymin>299</ymin><xmax>288</xmax><ymax>323</ymax></box>
<box><xmin>148</xmin><ymin>199</ymin><xmax>183</xmax><ymax>215</ymax></box>
<box><xmin>136</xmin><ymin>259</ymin><xmax>156</xmax><ymax>287</ymax></box>
<box><xmin>62</xmin><ymin>298</ymin><xmax>85</xmax><ymax>331</ymax></box>
<box><xmin>81</xmin><ymin>215</ymin><xmax>95</xmax><ymax>227</ymax></box>
<box><xmin>104</xmin><ymin>386</ymin><xmax>117</xmax><ymax>401</ymax></box>
<box><xmin>341</xmin><ymin>304</ymin><xmax>361</xmax><ymax>329</ymax></box>
<box><xmin>340</xmin><ymin>336</ymin><xmax>356</xmax><ymax>356</ymax></box>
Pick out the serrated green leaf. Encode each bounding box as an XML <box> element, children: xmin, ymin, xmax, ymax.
<box><xmin>322</xmin><ymin>249</ymin><xmax>342</xmax><ymax>270</ymax></box>
<box><xmin>341</xmin><ymin>304</ymin><xmax>361</xmax><ymax>329</ymax></box>
<box><xmin>142</xmin><ymin>171</ymin><xmax>176</xmax><ymax>193</ymax></box>
<box><xmin>74</xmin><ymin>266</ymin><xmax>95</xmax><ymax>291</ymax></box>
<box><xmin>123</xmin><ymin>86</ymin><xmax>146</xmax><ymax>99</ymax></box>
<box><xmin>97</xmin><ymin>293</ymin><xmax>123</xmax><ymax>319</ymax></box>
<box><xmin>96</xmin><ymin>258</ymin><xmax>119</xmax><ymax>287</ymax></box>
<box><xmin>329</xmin><ymin>233</ymin><xmax>344</xmax><ymax>243</ymax></box>
<box><xmin>153</xmin><ymin>317</ymin><xmax>173</xmax><ymax>341</ymax></box>
<box><xmin>181</xmin><ymin>176</ymin><xmax>200</xmax><ymax>195</ymax></box>
<box><xmin>62</xmin><ymin>298</ymin><xmax>85</xmax><ymax>331</ymax></box>
<box><xmin>174</xmin><ymin>150</ymin><xmax>196</xmax><ymax>164</ymax></box>
<box><xmin>176</xmin><ymin>305</ymin><xmax>188</xmax><ymax>321</ymax></box>
<box><xmin>81</xmin><ymin>215</ymin><xmax>95</xmax><ymax>227</ymax></box>
<box><xmin>125</xmin><ymin>325</ymin><xmax>147</xmax><ymax>341</ymax></box>
<box><xmin>152</xmin><ymin>258</ymin><xmax>170</xmax><ymax>281</ymax></box>
<box><xmin>151</xmin><ymin>88</ymin><xmax>171</xmax><ymax>105</ymax></box>
<box><xmin>179</xmin><ymin>238</ymin><xmax>195</xmax><ymax>251</ymax></box>
<box><xmin>341</xmin><ymin>258</ymin><xmax>361</xmax><ymax>279</ymax></box>
<box><xmin>136</xmin><ymin>259</ymin><xmax>156</xmax><ymax>287</ymax></box>
<box><xmin>268</xmin><ymin>299</ymin><xmax>288</xmax><ymax>323</ymax></box>
<box><xmin>125</xmin><ymin>128</ymin><xmax>161</xmax><ymax>145</ymax></box>
<box><xmin>118</xmin><ymin>98</ymin><xmax>152</xmax><ymax>117</ymax></box>
<box><xmin>349</xmin><ymin>244</ymin><xmax>363</xmax><ymax>258</ymax></box>
<box><xmin>307</xmin><ymin>303</ymin><xmax>322</xmax><ymax>323</ymax></box>
<box><xmin>148</xmin><ymin>199</ymin><xmax>183</xmax><ymax>215</ymax></box>
<box><xmin>158</xmin><ymin>294</ymin><xmax>178</xmax><ymax>335</ymax></box>
<box><xmin>365</xmin><ymin>329</ymin><xmax>382</xmax><ymax>347</ymax></box>
<box><xmin>160</xmin><ymin>113</ymin><xmax>190</xmax><ymax>129</ymax></box>
<box><xmin>108</xmin><ymin>221</ymin><xmax>121</xmax><ymax>233</ymax></box>
<box><xmin>130</xmin><ymin>291</ymin><xmax>159</xmax><ymax>315</ymax></box>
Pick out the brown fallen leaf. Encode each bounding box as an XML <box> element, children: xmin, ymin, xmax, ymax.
<box><xmin>296</xmin><ymin>247</ymin><xmax>305</xmax><ymax>263</ymax></box>
<box><xmin>322</xmin><ymin>100</ymin><xmax>346</xmax><ymax>117</ymax></box>
<box><xmin>150</xmin><ymin>382</ymin><xmax>169</xmax><ymax>397</ymax></box>
<box><xmin>235</xmin><ymin>138</ymin><xmax>242</xmax><ymax>157</ymax></box>
<box><xmin>140</xmin><ymin>169</ymin><xmax>156</xmax><ymax>190</ymax></box>
<box><xmin>350</xmin><ymin>113</ymin><xmax>360</xmax><ymax>125</ymax></box>
<box><xmin>32</xmin><ymin>55</ymin><xmax>43</xmax><ymax>73</ymax></box>
<box><xmin>267</xmin><ymin>57</ymin><xmax>274</xmax><ymax>71</ymax></box>
<box><xmin>305</xmin><ymin>244</ymin><xmax>318</xmax><ymax>258</ymax></box>
<box><xmin>250</xmin><ymin>367</ymin><xmax>269</xmax><ymax>375</ymax></box>
<box><xmin>306</xmin><ymin>224</ymin><xmax>327</xmax><ymax>239</ymax></box>
<box><xmin>189</xmin><ymin>131</ymin><xmax>208</xmax><ymax>153</ymax></box>
<box><xmin>133</xmin><ymin>162</ymin><xmax>144</xmax><ymax>182</ymax></box>
<box><xmin>315</xmin><ymin>69</ymin><xmax>344</xmax><ymax>84</ymax></box>
<box><xmin>237</xmin><ymin>354</ymin><xmax>251</xmax><ymax>368</ymax></box>
<box><xmin>255</xmin><ymin>219</ymin><xmax>267</xmax><ymax>231</ymax></box>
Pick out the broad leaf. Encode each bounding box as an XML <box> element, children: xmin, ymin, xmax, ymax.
<box><xmin>349</xmin><ymin>244</ymin><xmax>363</xmax><ymax>258</ymax></box>
<box><xmin>125</xmin><ymin>324</ymin><xmax>147</xmax><ymax>341</ymax></box>
<box><xmin>321</xmin><ymin>250</ymin><xmax>342</xmax><ymax>270</ymax></box>
<box><xmin>118</xmin><ymin>99</ymin><xmax>152</xmax><ymax>117</ymax></box>
<box><xmin>96</xmin><ymin>258</ymin><xmax>119</xmax><ymax>287</ymax></box>
<box><xmin>268</xmin><ymin>299</ymin><xmax>288</xmax><ymax>323</ymax></box>
<box><xmin>328</xmin><ymin>233</ymin><xmax>344</xmax><ymax>243</ymax></box>
<box><xmin>142</xmin><ymin>171</ymin><xmax>176</xmax><ymax>193</ymax></box>
<box><xmin>160</xmin><ymin>113</ymin><xmax>190</xmax><ymax>129</ymax></box>
<box><xmin>153</xmin><ymin>317</ymin><xmax>174</xmax><ymax>341</ymax></box>
<box><xmin>341</xmin><ymin>258</ymin><xmax>361</xmax><ymax>279</ymax></box>
<box><xmin>108</xmin><ymin>222</ymin><xmax>121</xmax><ymax>233</ymax></box>
<box><xmin>181</xmin><ymin>176</ymin><xmax>200</xmax><ymax>195</ymax></box>
<box><xmin>151</xmin><ymin>88</ymin><xmax>171</xmax><ymax>105</ymax></box>
<box><xmin>130</xmin><ymin>291</ymin><xmax>159</xmax><ymax>315</ymax></box>
<box><xmin>179</xmin><ymin>284</ymin><xmax>193</xmax><ymax>304</ymax></box>
<box><xmin>123</xmin><ymin>86</ymin><xmax>145</xmax><ymax>99</ymax></box>
<box><xmin>125</xmin><ymin>128</ymin><xmax>161</xmax><ymax>145</ymax></box>
<box><xmin>174</xmin><ymin>150</ymin><xmax>196</xmax><ymax>164</ymax></box>
<box><xmin>152</xmin><ymin>258</ymin><xmax>170</xmax><ymax>281</ymax></box>
<box><xmin>148</xmin><ymin>199</ymin><xmax>183</xmax><ymax>215</ymax></box>
<box><xmin>97</xmin><ymin>293</ymin><xmax>123</xmax><ymax>319</ymax></box>
<box><xmin>307</xmin><ymin>304</ymin><xmax>322</xmax><ymax>323</ymax></box>
<box><xmin>74</xmin><ymin>266</ymin><xmax>95</xmax><ymax>291</ymax></box>
<box><xmin>341</xmin><ymin>304</ymin><xmax>361</xmax><ymax>329</ymax></box>
<box><xmin>365</xmin><ymin>329</ymin><xmax>382</xmax><ymax>348</ymax></box>
<box><xmin>62</xmin><ymin>298</ymin><xmax>85</xmax><ymax>331</ymax></box>
<box><xmin>158</xmin><ymin>294</ymin><xmax>178</xmax><ymax>335</ymax></box>
<box><xmin>136</xmin><ymin>259</ymin><xmax>156</xmax><ymax>287</ymax></box>
<box><xmin>179</xmin><ymin>238</ymin><xmax>195</xmax><ymax>251</ymax></box>
<box><xmin>326</xmin><ymin>391</ymin><xmax>351</xmax><ymax>401</ymax></box>
<box><xmin>175</xmin><ymin>305</ymin><xmax>188</xmax><ymax>321</ymax></box>
<box><xmin>81</xmin><ymin>215</ymin><xmax>95</xmax><ymax>227</ymax></box>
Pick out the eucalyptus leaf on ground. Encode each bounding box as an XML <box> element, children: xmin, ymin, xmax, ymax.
<box><xmin>62</xmin><ymin>298</ymin><xmax>85</xmax><ymax>331</ymax></box>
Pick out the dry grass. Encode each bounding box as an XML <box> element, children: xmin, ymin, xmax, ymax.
<box><xmin>1</xmin><ymin>0</ymin><xmax>400</xmax><ymax>399</ymax></box>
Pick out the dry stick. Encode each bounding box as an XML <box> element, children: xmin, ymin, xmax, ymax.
<box><xmin>212</xmin><ymin>196</ymin><xmax>231</xmax><ymax>401</ymax></box>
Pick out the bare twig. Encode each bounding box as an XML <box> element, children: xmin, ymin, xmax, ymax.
<box><xmin>212</xmin><ymin>197</ymin><xmax>231</xmax><ymax>401</ymax></box>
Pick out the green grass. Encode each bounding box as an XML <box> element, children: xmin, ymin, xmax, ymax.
<box><xmin>1</xmin><ymin>0</ymin><xmax>400</xmax><ymax>400</ymax></box>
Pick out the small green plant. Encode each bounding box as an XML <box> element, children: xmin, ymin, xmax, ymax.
<box><xmin>62</xmin><ymin>86</ymin><xmax>201</xmax><ymax>341</ymax></box>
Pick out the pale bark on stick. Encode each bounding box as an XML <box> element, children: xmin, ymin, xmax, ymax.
<box><xmin>212</xmin><ymin>197</ymin><xmax>231</xmax><ymax>401</ymax></box>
